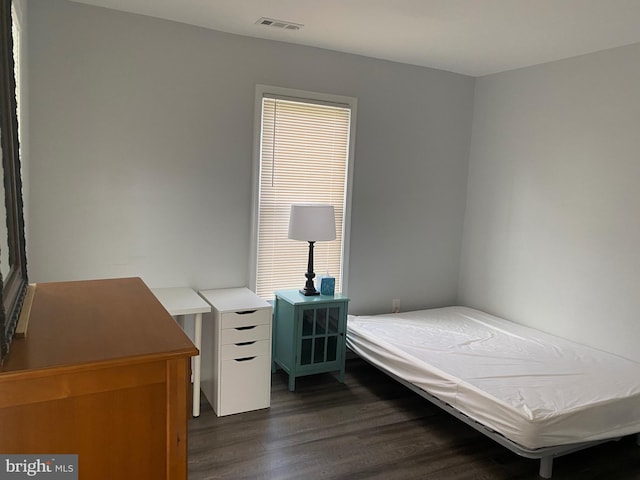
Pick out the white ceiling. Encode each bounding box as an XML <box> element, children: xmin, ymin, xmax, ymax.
<box><xmin>70</xmin><ymin>0</ymin><xmax>640</xmax><ymax>76</ymax></box>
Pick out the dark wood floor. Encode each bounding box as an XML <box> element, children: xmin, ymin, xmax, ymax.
<box><xmin>188</xmin><ymin>358</ymin><xmax>640</xmax><ymax>480</ymax></box>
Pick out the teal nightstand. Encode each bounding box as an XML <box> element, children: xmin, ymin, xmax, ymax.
<box><xmin>273</xmin><ymin>289</ymin><xmax>350</xmax><ymax>391</ymax></box>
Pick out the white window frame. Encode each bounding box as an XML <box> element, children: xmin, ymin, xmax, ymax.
<box><xmin>249</xmin><ymin>85</ymin><xmax>357</xmax><ymax>298</ymax></box>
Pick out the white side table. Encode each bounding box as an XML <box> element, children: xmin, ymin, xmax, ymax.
<box><xmin>199</xmin><ymin>288</ymin><xmax>272</xmax><ymax>416</ymax></box>
<box><xmin>152</xmin><ymin>287</ymin><xmax>211</xmax><ymax>417</ymax></box>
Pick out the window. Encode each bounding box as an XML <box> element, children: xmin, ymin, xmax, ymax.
<box><xmin>251</xmin><ymin>86</ymin><xmax>356</xmax><ymax>300</ymax></box>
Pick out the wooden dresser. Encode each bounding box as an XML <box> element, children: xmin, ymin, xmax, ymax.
<box><xmin>0</xmin><ymin>277</ymin><xmax>197</xmax><ymax>480</ymax></box>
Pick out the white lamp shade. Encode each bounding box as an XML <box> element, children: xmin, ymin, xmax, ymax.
<box><xmin>288</xmin><ymin>204</ymin><xmax>336</xmax><ymax>242</ymax></box>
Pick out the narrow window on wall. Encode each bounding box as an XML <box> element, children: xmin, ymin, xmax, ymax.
<box><xmin>252</xmin><ymin>88</ymin><xmax>356</xmax><ymax>300</ymax></box>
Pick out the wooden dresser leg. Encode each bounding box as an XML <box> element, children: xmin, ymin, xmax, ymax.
<box><xmin>166</xmin><ymin>358</ymin><xmax>190</xmax><ymax>480</ymax></box>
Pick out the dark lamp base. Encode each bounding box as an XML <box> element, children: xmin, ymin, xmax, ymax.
<box><xmin>300</xmin><ymin>287</ymin><xmax>320</xmax><ymax>296</ymax></box>
<box><xmin>300</xmin><ymin>240</ymin><xmax>321</xmax><ymax>296</ymax></box>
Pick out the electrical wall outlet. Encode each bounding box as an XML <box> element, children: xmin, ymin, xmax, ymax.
<box><xmin>392</xmin><ymin>299</ymin><xmax>400</xmax><ymax>313</ymax></box>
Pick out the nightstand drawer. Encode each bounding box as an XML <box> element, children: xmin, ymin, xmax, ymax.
<box><xmin>221</xmin><ymin>324</ymin><xmax>270</xmax><ymax>344</ymax></box>
<box><xmin>221</xmin><ymin>339</ymin><xmax>270</xmax><ymax>360</ymax></box>
<box><xmin>221</xmin><ymin>309</ymin><xmax>271</xmax><ymax>329</ymax></box>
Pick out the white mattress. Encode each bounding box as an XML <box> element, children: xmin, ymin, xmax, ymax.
<box><xmin>347</xmin><ymin>306</ymin><xmax>640</xmax><ymax>450</ymax></box>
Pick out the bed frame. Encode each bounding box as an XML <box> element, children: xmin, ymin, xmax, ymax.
<box><xmin>362</xmin><ymin>356</ymin><xmax>640</xmax><ymax>478</ymax></box>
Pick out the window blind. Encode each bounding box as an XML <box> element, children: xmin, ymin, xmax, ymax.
<box><xmin>256</xmin><ymin>97</ymin><xmax>351</xmax><ymax>299</ymax></box>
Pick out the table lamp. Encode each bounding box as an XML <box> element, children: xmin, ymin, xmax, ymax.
<box><xmin>288</xmin><ymin>204</ymin><xmax>336</xmax><ymax>296</ymax></box>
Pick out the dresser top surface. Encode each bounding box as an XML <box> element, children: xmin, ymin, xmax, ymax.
<box><xmin>1</xmin><ymin>278</ymin><xmax>197</xmax><ymax>375</ymax></box>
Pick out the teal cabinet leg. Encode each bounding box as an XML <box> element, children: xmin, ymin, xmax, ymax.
<box><xmin>288</xmin><ymin>375</ymin><xmax>296</xmax><ymax>391</ymax></box>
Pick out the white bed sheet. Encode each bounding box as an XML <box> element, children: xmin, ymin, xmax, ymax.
<box><xmin>347</xmin><ymin>306</ymin><xmax>640</xmax><ymax>450</ymax></box>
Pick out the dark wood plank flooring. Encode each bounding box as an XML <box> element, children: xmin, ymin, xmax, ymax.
<box><xmin>188</xmin><ymin>358</ymin><xmax>640</xmax><ymax>479</ymax></box>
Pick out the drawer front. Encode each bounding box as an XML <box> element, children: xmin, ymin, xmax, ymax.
<box><xmin>221</xmin><ymin>309</ymin><xmax>271</xmax><ymax>329</ymax></box>
<box><xmin>219</xmin><ymin>355</ymin><xmax>271</xmax><ymax>415</ymax></box>
<box><xmin>221</xmin><ymin>324</ymin><xmax>270</xmax><ymax>345</ymax></box>
<box><xmin>221</xmin><ymin>339</ymin><xmax>270</xmax><ymax>360</ymax></box>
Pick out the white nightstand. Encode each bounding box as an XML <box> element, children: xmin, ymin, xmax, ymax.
<box><xmin>198</xmin><ymin>287</ymin><xmax>272</xmax><ymax>416</ymax></box>
<box><xmin>151</xmin><ymin>287</ymin><xmax>211</xmax><ymax>417</ymax></box>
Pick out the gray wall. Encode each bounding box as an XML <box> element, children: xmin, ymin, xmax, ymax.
<box><xmin>24</xmin><ymin>0</ymin><xmax>640</xmax><ymax>360</ymax></box>
<box><xmin>459</xmin><ymin>43</ymin><xmax>640</xmax><ymax>361</ymax></box>
<box><xmin>27</xmin><ymin>0</ymin><xmax>474</xmax><ymax>314</ymax></box>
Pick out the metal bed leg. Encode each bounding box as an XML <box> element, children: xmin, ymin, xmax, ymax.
<box><xmin>539</xmin><ymin>457</ymin><xmax>553</xmax><ymax>479</ymax></box>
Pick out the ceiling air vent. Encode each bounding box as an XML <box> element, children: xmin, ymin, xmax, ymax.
<box><xmin>255</xmin><ymin>17</ymin><xmax>303</xmax><ymax>31</ymax></box>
